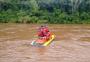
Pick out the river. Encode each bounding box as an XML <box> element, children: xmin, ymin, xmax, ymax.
<box><xmin>0</xmin><ymin>23</ymin><xmax>90</xmax><ymax>62</ymax></box>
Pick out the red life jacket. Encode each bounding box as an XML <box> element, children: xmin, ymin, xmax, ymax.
<box><xmin>38</xmin><ymin>31</ymin><xmax>44</xmax><ymax>37</ymax></box>
<box><xmin>37</xmin><ymin>27</ymin><xmax>51</xmax><ymax>37</ymax></box>
<box><xmin>36</xmin><ymin>27</ymin><xmax>52</xmax><ymax>43</ymax></box>
<box><xmin>37</xmin><ymin>27</ymin><xmax>43</xmax><ymax>37</ymax></box>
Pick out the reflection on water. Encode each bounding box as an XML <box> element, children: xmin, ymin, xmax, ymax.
<box><xmin>0</xmin><ymin>24</ymin><xmax>90</xmax><ymax>62</ymax></box>
<box><xmin>79</xmin><ymin>37</ymin><xmax>90</xmax><ymax>42</ymax></box>
<box><xmin>36</xmin><ymin>47</ymin><xmax>47</xmax><ymax>55</ymax></box>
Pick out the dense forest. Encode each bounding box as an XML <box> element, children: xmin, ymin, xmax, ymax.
<box><xmin>0</xmin><ymin>0</ymin><xmax>90</xmax><ymax>24</ymax></box>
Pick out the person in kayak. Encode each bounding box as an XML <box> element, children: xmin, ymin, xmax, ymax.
<box><xmin>36</xmin><ymin>25</ymin><xmax>51</xmax><ymax>44</ymax></box>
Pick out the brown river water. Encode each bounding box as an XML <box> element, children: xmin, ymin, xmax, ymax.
<box><xmin>0</xmin><ymin>23</ymin><xmax>90</xmax><ymax>62</ymax></box>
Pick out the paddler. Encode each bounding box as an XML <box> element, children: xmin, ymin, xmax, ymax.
<box><xmin>36</xmin><ymin>25</ymin><xmax>51</xmax><ymax>44</ymax></box>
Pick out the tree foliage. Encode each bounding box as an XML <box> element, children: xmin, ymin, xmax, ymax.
<box><xmin>0</xmin><ymin>0</ymin><xmax>90</xmax><ymax>24</ymax></box>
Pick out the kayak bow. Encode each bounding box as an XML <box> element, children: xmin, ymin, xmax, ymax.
<box><xmin>43</xmin><ymin>34</ymin><xmax>55</xmax><ymax>46</ymax></box>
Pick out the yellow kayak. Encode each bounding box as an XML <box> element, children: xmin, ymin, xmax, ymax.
<box><xmin>43</xmin><ymin>34</ymin><xmax>55</xmax><ymax>46</ymax></box>
<box><xmin>31</xmin><ymin>34</ymin><xmax>55</xmax><ymax>46</ymax></box>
